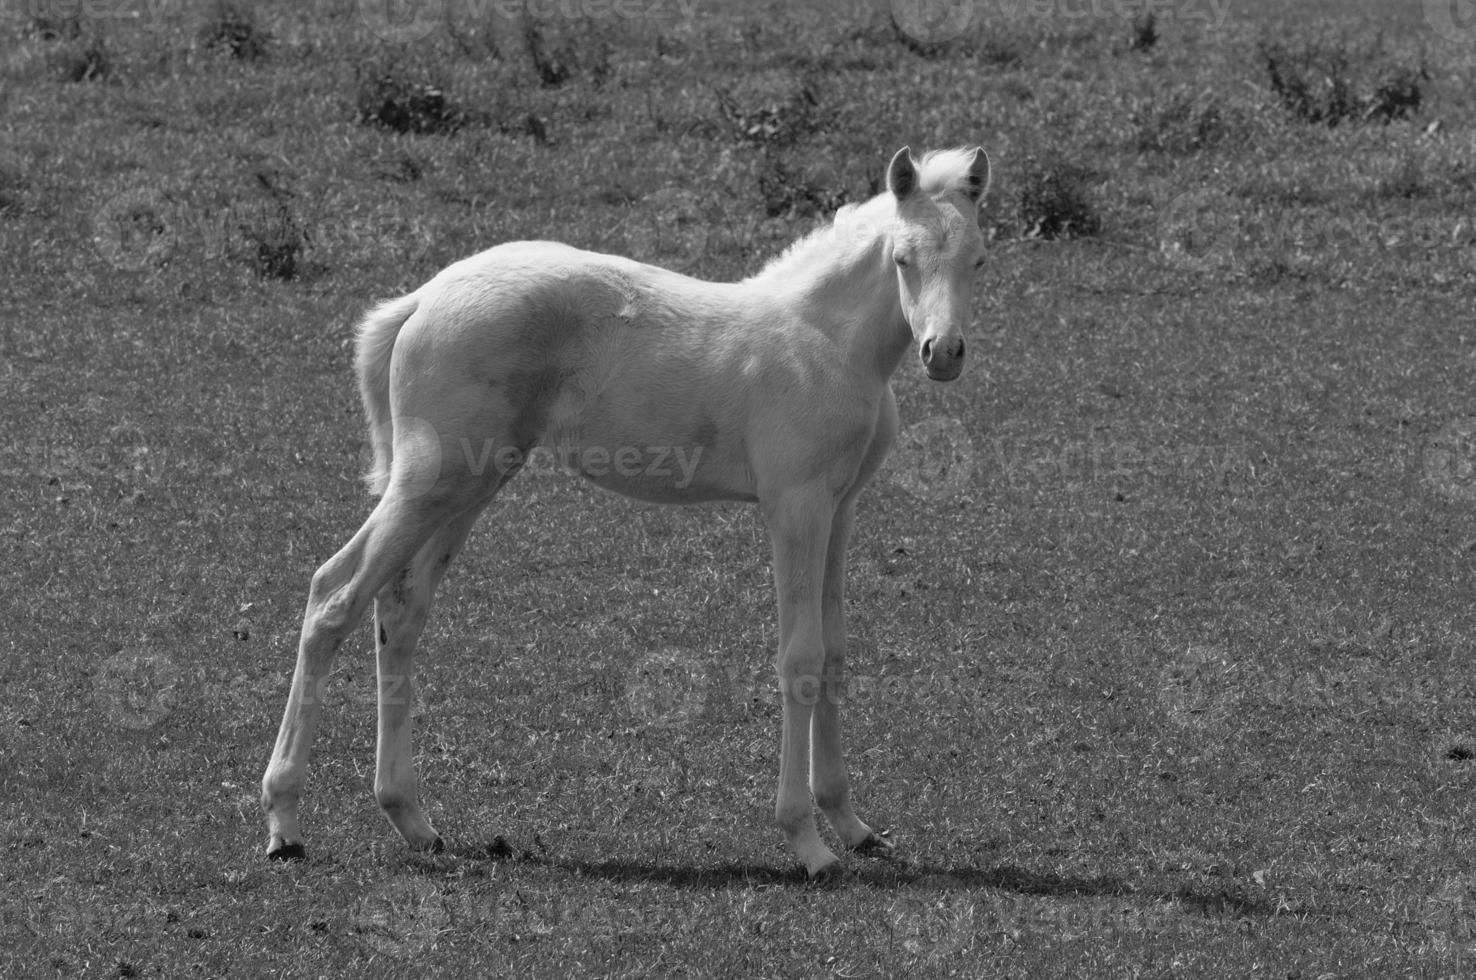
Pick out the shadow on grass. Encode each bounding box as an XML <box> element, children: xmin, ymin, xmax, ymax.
<box><xmin>441</xmin><ymin>839</ymin><xmax>1281</xmax><ymax>918</ymax></box>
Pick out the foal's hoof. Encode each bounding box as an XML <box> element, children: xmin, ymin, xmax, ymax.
<box><xmin>803</xmin><ymin>850</ymin><xmax>843</xmax><ymax>882</ymax></box>
<box><xmin>267</xmin><ymin>841</ymin><xmax>307</xmax><ymax>862</ymax></box>
<box><xmin>805</xmin><ymin>861</ymin><xmax>845</xmax><ymax>884</ymax></box>
<box><xmin>850</xmin><ymin>831</ymin><xmax>895</xmax><ymax>856</ymax></box>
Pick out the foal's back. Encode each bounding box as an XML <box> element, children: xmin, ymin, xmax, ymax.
<box><xmin>389</xmin><ymin>241</ymin><xmax>877</xmax><ymax>504</ymax></box>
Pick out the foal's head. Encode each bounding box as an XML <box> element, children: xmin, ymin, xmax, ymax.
<box><xmin>886</xmin><ymin>146</ymin><xmax>991</xmax><ymax>382</ymax></box>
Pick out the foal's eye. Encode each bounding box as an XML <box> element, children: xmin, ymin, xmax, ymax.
<box><xmin>893</xmin><ymin>253</ymin><xmax>910</xmax><ymax>268</ymax></box>
<box><xmin>972</xmin><ymin>256</ymin><xmax>986</xmax><ymax>270</ymax></box>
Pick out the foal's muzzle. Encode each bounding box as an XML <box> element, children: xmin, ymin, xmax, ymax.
<box><xmin>921</xmin><ymin>335</ymin><xmax>965</xmax><ymax>382</ymax></box>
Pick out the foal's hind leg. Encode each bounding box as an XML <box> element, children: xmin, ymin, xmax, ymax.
<box><xmin>261</xmin><ymin>489</ymin><xmax>458</xmax><ymax>859</ymax></box>
<box><xmin>370</xmin><ymin>503</ymin><xmax>486</xmax><ymax>851</ymax></box>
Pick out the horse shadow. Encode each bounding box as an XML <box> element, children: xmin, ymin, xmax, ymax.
<box><xmin>437</xmin><ymin>837</ymin><xmax>1277</xmax><ymax>918</ymax></box>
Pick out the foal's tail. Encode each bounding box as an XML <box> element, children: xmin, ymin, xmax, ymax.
<box><xmin>355</xmin><ymin>292</ymin><xmax>421</xmax><ymax>497</ymax></box>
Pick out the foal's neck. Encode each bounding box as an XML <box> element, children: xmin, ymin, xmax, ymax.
<box><xmin>780</xmin><ymin>222</ymin><xmax>910</xmax><ymax>385</ymax></box>
<box><xmin>818</xmin><ymin>238</ymin><xmax>910</xmax><ymax>384</ymax></box>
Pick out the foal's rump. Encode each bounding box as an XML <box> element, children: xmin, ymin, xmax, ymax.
<box><xmin>369</xmin><ymin>241</ymin><xmax>764</xmax><ymax>504</ymax></box>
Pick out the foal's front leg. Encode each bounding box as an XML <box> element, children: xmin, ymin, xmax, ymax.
<box><xmin>811</xmin><ymin>499</ymin><xmax>892</xmax><ymax>854</ymax></box>
<box><xmin>766</xmin><ymin>486</ymin><xmax>839</xmax><ymax>878</ymax></box>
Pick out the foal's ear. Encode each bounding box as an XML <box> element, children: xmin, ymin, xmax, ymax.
<box><xmin>888</xmin><ymin>146</ymin><xmax>918</xmax><ymax>199</ymax></box>
<box><xmin>963</xmin><ymin>147</ymin><xmax>991</xmax><ymax>206</ymax></box>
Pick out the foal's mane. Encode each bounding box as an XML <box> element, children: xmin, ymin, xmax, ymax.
<box><xmin>746</xmin><ymin>148</ymin><xmax>980</xmax><ymax>286</ymax></box>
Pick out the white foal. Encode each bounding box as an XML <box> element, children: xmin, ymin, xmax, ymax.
<box><xmin>261</xmin><ymin>145</ymin><xmax>991</xmax><ymax>878</ymax></box>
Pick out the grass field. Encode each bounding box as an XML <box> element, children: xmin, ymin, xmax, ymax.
<box><xmin>3</xmin><ymin>0</ymin><xmax>1476</xmax><ymax>975</ymax></box>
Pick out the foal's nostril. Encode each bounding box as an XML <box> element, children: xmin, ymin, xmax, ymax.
<box><xmin>956</xmin><ymin>337</ymin><xmax>966</xmax><ymax>359</ymax></box>
<box><xmin>921</xmin><ymin>338</ymin><xmax>935</xmax><ymax>362</ymax></box>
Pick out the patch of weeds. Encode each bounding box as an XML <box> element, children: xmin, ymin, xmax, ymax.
<box><xmin>1259</xmin><ymin>39</ymin><xmax>1356</xmax><ymax>125</ymax></box>
<box><xmin>1133</xmin><ymin>91</ymin><xmax>1229</xmax><ymax>154</ymax></box>
<box><xmin>29</xmin><ymin>12</ymin><xmax>82</xmax><ymax>40</ymax></box>
<box><xmin>374</xmin><ymin>152</ymin><xmax>426</xmax><ymax>184</ymax></box>
<box><xmin>523</xmin><ymin>16</ymin><xmax>571</xmax><ymax>87</ymax></box>
<box><xmin>518</xmin><ymin>114</ymin><xmax>549</xmax><ymax>144</ymax></box>
<box><xmin>1365</xmin><ymin>64</ymin><xmax>1428</xmax><ymax>123</ymax></box>
<box><xmin>53</xmin><ymin>35</ymin><xmax>110</xmax><ymax>82</ymax></box>
<box><xmin>757</xmin><ymin>153</ymin><xmax>849</xmax><ymax>218</ymax></box>
<box><xmin>1371</xmin><ymin>152</ymin><xmax>1429</xmax><ymax>200</ymax></box>
<box><xmin>1018</xmin><ymin>157</ymin><xmax>1101</xmax><ymax>239</ymax></box>
<box><xmin>972</xmin><ymin>34</ymin><xmax>1024</xmax><ymax>70</ymax></box>
<box><xmin>522</xmin><ymin>15</ymin><xmax>611</xmax><ymax>89</ymax></box>
<box><xmin>1259</xmin><ymin>39</ymin><xmax>1426</xmax><ymax>126</ymax></box>
<box><xmin>355</xmin><ymin>65</ymin><xmax>466</xmax><ymax>135</ymax></box>
<box><xmin>714</xmin><ymin>75</ymin><xmax>824</xmax><ymax>146</ymax></box>
<box><xmin>1129</xmin><ymin>12</ymin><xmax>1158</xmax><ymax>52</ymax></box>
<box><xmin>198</xmin><ymin>0</ymin><xmax>270</xmax><ymax>61</ymax></box>
<box><xmin>235</xmin><ymin>175</ymin><xmax>311</xmax><ymax>281</ymax></box>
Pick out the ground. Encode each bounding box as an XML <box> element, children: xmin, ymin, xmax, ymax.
<box><xmin>2</xmin><ymin>0</ymin><xmax>1476</xmax><ymax>976</ymax></box>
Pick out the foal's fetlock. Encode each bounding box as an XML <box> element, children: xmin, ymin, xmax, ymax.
<box><xmin>377</xmin><ymin>792</ymin><xmax>441</xmax><ymax>850</ymax></box>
